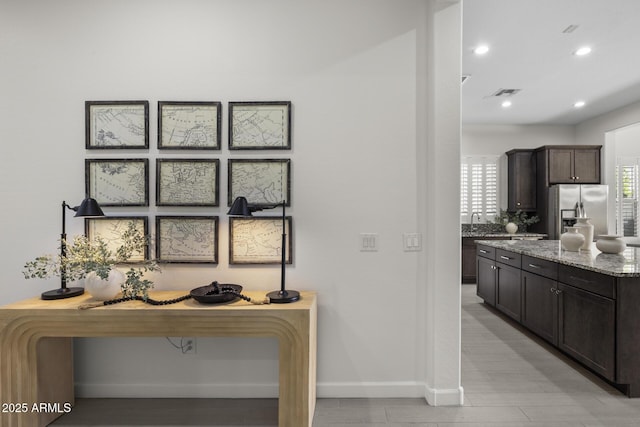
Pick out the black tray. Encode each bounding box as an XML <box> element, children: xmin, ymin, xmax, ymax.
<box><xmin>190</xmin><ymin>283</ymin><xmax>243</xmax><ymax>304</ymax></box>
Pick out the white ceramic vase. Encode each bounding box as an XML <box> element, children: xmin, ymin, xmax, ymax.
<box><xmin>84</xmin><ymin>269</ymin><xmax>125</xmax><ymax>301</ymax></box>
<box><xmin>596</xmin><ymin>235</ymin><xmax>627</xmax><ymax>254</ymax></box>
<box><xmin>561</xmin><ymin>227</ymin><xmax>585</xmax><ymax>252</ymax></box>
<box><xmin>574</xmin><ymin>217</ymin><xmax>594</xmax><ymax>250</ymax></box>
<box><xmin>505</xmin><ymin>222</ymin><xmax>518</xmax><ymax>234</ymax></box>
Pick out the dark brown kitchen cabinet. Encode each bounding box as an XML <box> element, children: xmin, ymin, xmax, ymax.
<box><xmin>476</xmin><ymin>255</ymin><xmax>496</xmax><ymax>306</ymax></box>
<box><xmin>521</xmin><ymin>271</ymin><xmax>558</xmax><ymax>345</ymax></box>
<box><xmin>538</xmin><ymin>145</ymin><xmax>601</xmax><ymax>185</ymax></box>
<box><xmin>507</xmin><ymin>149</ymin><xmax>536</xmax><ymax>211</ymax></box>
<box><xmin>557</xmin><ymin>282</ymin><xmax>615</xmax><ymax>381</ymax></box>
<box><xmin>495</xmin><ymin>262</ymin><xmax>521</xmax><ymax>322</ymax></box>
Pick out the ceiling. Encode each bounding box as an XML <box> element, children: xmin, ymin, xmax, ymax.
<box><xmin>462</xmin><ymin>0</ymin><xmax>640</xmax><ymax>125</ymax></box>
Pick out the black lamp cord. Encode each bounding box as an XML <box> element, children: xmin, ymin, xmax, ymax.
<box><xmin>78</xmin><ymin>282</ymin><xmax>269</xmax><ymax>310</ymax></box>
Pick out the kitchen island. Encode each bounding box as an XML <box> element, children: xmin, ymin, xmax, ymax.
<box><xmin>475</xmin><ymin>239</ymin><xmax>640</xmax><ymax>397</ymax></box>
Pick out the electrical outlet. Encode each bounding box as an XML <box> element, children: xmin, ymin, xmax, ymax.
<box><xmin>182</xmin><ymin>337</ymin><xmax>196</xmax><ymax>354</ymax></box>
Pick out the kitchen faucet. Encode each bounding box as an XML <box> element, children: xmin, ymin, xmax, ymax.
<box><xmin>470</xmin><ymin>212</ymin><xmax>481</xmax><ymax>231</ymax></box>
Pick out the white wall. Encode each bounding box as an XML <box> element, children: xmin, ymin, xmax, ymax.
<box><xmin>0</xmin><ymin>0</ymin><xmax>462</xmax><ymax>403</ymax></box>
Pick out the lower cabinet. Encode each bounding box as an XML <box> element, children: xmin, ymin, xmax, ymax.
<box><xmin>496</xmin><ymin>263</ymin><xmax>521</xmax><ymax>322</ymax></box>
<box><xmin>522</xmin><ymin>271</ymin><xmax>557</xmax><ymax>345</ymax></box>
<box><xmin>557</xmin><ymin>282</ymin><xmax>616</xmax><ymax>381</ymax></box>
<box><xmin>476</xmin><ymin>256</ymin><xmax>496</xmax><ymax>306</ymax></box>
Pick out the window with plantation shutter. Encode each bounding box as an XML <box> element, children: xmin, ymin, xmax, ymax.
<box><xmin>461</xmin><ymin>156</ymin><xmax>499</xmax><ymax>223</ymax></box>
<box><xmin>616</xmin><ymin>160</ymin><xmax>639</xmax><ymax>236</ymax></box>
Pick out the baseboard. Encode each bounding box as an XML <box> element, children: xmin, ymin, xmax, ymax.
<box><xmin>317</xmin><ymin>381</ymin><xmax>424</xmax><ymax>398</ymax></box>
<box><xmin>424</xmin><ymin>384</ymin><xmax>464</xmax><ymax>406</ymax></box>
<box><xmin>77</xmin><ymin>381</ymin><xmax>463</xmax><ymax>405</ymax></box>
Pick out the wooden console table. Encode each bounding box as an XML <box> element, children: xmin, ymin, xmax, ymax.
<box><xmin>0</xmin><ymin>291</ymin><xmax>317</xmax><ymax>427</ymax></box>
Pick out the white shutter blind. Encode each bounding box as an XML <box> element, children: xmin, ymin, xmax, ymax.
<box><xmin>616</xmin><ymin>161</ymin><xmax>639</xmax><ymax>236</ymax></box>
<box><xmin>461</xmin><ymin>156</ymin><xmax>500</xmax><ymax>222</ymax></box>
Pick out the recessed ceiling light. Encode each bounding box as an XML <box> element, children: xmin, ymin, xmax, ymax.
<box><xmin>574</xmin><ymin>46</ymin><xmax>592</xmax><ymax>56</ymax></box>
<box><xmin>574</xmin><ymin>101</ymin><xmax>586</xmax><ymax>108</ymax></box>
<box><xmin>501</xmin><ymin>100</ymin><xmax>512</xmax><ymax>108</ymax></box>
<box><xmin>473</xmin><ymin>45</ymin><xmax>490</xmax><ymax>55</ymax></box>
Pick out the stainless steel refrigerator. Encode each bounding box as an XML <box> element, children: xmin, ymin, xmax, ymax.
<box><xmin>547</xmin><ymin>184</ymin><xmax>609</xmax><ymax>240</ymax></box>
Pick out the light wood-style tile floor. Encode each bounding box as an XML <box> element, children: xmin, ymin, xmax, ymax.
<box><xmin>51</xmin><ymin>285</ymin><xmax>640</xmax><ymax>426</ymax></box>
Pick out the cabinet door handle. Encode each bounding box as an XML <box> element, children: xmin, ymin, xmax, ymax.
<box><xmin>517</xmin><ymin>202</ymin><xmax>521</xmax><ymax>206</ymax></box>
<box><xmin>575</xmin><ymin>176</ymin><xmax>579</xmax><ymax>180</ymax></box>
<box><xmin>500</xmin><ymin>255</ymin><xmax>512</xmax><ymax>260</ymax></box>
<box><xmin>479</xmin><ymin>249</ymin><xmax>489</xmax><ymax>254</ymax></box>
<box><xmin>555</xmin><ymin>289</ymin><xmax>562</xmax><ymax>295</ymax></box>
<box><xmin>528</xmin><ymin>263</ymin><xmax>541</xmax><ymax>269</ymax></box>
<box><xmin>550</xmin><ymin>287</ymin><xmax>557</xmax><ymax>293</ymax></box>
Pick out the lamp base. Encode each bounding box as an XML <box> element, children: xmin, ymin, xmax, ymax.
<box><xmin>266</xmin><ymin>289</ymin><xmax>300</xmax><ymax>303</ymax></box>
<box><xmin>41</xmin><ymin>287</ymin><xmax>85</xmax><ymax>300</ymax></box>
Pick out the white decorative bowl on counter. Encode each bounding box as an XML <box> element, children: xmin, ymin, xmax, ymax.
<box><xmin>596</xmin><ymin>235</ymin><xmax>627</xmax><ymax>254</ymax></box>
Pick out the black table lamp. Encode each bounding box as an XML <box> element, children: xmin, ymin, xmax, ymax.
<box><xmin>228</xmin><ymin>197</ymin><xmax>300</xmax><ymax>303</ymax></box>
<box><xmin>41</xmin><ymin>198</ymin><xmax>105</xmax><ymax>300</ymax></box>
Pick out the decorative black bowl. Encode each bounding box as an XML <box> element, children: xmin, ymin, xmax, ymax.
<box><xmin>190</xmin><ymin>283</ymin><xmax>243</xmax><ymax>304</ymax></box>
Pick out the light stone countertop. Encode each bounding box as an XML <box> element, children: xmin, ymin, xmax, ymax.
<box><xmin>462</xmin><ymin>232</ymin><xmax>547</xmax><ymax>238</ymax></box>
<box><xmin>475</xmin><ymin>239</ymin><xmax>640</xmax><ymax>277</ymax></box>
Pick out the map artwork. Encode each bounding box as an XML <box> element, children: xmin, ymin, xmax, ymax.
<box><xmin>158</xmin><ymin>161</ymin><xmax>217</xmax><ymax>206</ymax></box>
<box><xmin>160</xmin><ymin>104</ymin><xmax>219</xmax><ymax>149</ymax></box>
<box><xmin>89</xmin><ymin>104</ymin><xmax>147</xmax><ymax>148</ymax></box>
<box><xmin>158</xmin><ymin>217</ymin><xmax>217</xmax><ymax>262</ymax></box>
<box><xmin>88</xmin><ymin>161</ymin><xmax>147</xmax><ymax>206</ymax></box>
<box><xmin>231</xmin><ymin>103</ymin><xmax>290</xmax><ymax>148</ymax></box>
<box><xmin>231</xmin><ymin>218</ymin><xmax>290</xmax><ymax>264</ymax></box>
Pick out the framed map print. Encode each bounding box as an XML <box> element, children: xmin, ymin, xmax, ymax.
<box><xmin>228</xmin><ymin>159</ymin><xmax>290</xmax><ymax>207</ymax></box>
<box><xmin>156</xmin><ymin>216</ymin><xmax>218</xmax><ymax>264</ymax></box>
<box><xmin>158</xmin><ymin>101</ymin><xmax>221</xmax><ymax>150</ymax></box>
<box><xmin>229</xmin><ymin>216</ymin><xmax>292</xmax><ymax>264</ymax></box>
<box><xmin>86</xmin><ymin>159</ymin><xmax>149</xmax><ymax>207</ymax></box>
<box><xmin>228</xmin><ymin>101</ymin><xmax>291</xmax><ymax>150</ymax></box>
<box><xmin>156</xmin><ymin>159</ymin><xmax>219</xmax><ymax>206</ymax></box>
<box><xmin>85</xmin><ymin>101</ymin><xmax>149</xmax><ymax>149</ymax></box>
<box><xmin>84</xmin><ymin>216</ymin><xmax>149</xmax><ymax>262</ymax></box>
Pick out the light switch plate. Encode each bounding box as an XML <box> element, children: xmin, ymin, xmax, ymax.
<box><xmin>360</xmin><ymin>233</ymin><xmax>379</xmax><ymax>251</ymax></box>
<box><xmin>403</xmin><ymin>233</ymin><xmax>422</xmax><ymax>251</ymax></box>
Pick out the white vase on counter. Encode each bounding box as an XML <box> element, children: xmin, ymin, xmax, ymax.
<box><xmin>561</xmin><ymin>227</ymin><xmax>585</xmax><ymax>252</ymax></box>
<box><xmin>574</xmin><ymin>217</ymin><xmax>594</xmax><ymax>251</ymax></box>
<box><xmin>84</xmin><ymin>269</ymin><xmax>124</xmax><ymax>301</ymax></box>
<box><xmin>505</xmin><ymin>222</ymin><xmax>518</xmax><ymax>234</ymax></box>
<box><xmin>596</xmin><ymin>235</ymin><xmax>627</xmax><ymax>254</ymax></box>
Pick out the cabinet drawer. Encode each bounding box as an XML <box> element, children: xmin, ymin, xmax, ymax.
<box><xmin>522</xmin><ymin>255</ymin><xmax>558</xmax><ymax>280</ymax></box>
<box><xmin>495</xmin><ymin>249</ymin><xmax>521</xmax><ymax>268</ymax></box>
<box><xmin>477</xmin><ymin>245</ymin><xmax>495</xmax><ymax>260</ymax></box>
<box><xmin>558</xmin><ymin>264</ymin><xmax>615</xmax><ymax>299</ymax></box>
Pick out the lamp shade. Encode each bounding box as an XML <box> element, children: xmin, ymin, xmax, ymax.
<box><xmin>74</xmin><ymin>198</ymin><xmax>105</xmax><ymax>217</ymax></box>
<box><xmin>227</xmin><ymin>196</ymin><xmax>253</xmax><ymax>217</ymax></box>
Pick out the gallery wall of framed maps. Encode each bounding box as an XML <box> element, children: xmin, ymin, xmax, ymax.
<box><xmin>84</xmin><ymin>99</ymin><xmax>293</xmax><ymax>265</ymax></box>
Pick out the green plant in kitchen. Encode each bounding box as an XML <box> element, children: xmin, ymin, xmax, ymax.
<box><xmin>23</xmin><ymin>221</ymin><xmax>159</xmax><ymax>300</ymax></box>
<box><xmin>492</xmin><ymin>209</ymin><xmax>540</xmax><ymax>231</ymax></box>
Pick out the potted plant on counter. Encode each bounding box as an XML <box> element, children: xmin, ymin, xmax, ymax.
<box><xmin>23</xmin><ymin>221</ymin><xmax>159</xmax><ymax>300</ymax></box>
<box><xmin>492</xmin><ymin>209</ymin><xmax>540</xmax><ymax>234</ymax></box>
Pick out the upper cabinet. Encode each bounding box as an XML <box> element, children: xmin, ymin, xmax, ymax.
<box><xmin>506</xmin><ymin>149</ymin><xmax>536</xmax><ymax>211</ymax></box>
<box><xmin>537</xmin><ymin>146</ymin><xmax>601</xmax><ymax>185</ymax></box>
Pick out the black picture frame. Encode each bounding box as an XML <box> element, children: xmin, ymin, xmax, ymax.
<box><xmin>156</xmin><ymin>158</ymin><xmax>220</xmax><ymax>207</ymax></box>
<box><xmin>85</xmin><ymin>101</ymin><xmax>149</xmax><ymax>149</ymax></box>
<box><xmin>156</xmin><ymin>216</ymin><xmax>219</xmax><ymax>264</ymax></box>
<box><xmin>85</xmin><ymin>158</ymin><xmax>149</xmax><ymax>207</ymax></box>
<box><xmin>229</xmin><ymin>216</ymin><xmax>293</xmax><ymax>265</ymax></box>
<box><xmin>158</xmin><ymin>101</ymin><xmax>222</xmax><ymax>150</ymax></box>
<box><xmin>227</xmin><ymin>158</ymin><xmax>291</xmax><ymax>207</ymax></box>
<box><xmin>84</xmin><ymin>216</ymin><xmax>149</xmax><ymax>262</ymax></box>
<box><xmin>228</xmin><ymin>101</ymin><xmax>291</xmax><ymax>150</ymax></box>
